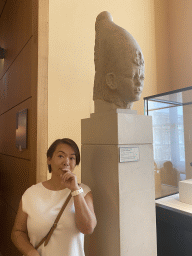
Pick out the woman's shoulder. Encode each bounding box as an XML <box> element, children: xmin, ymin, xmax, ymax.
<box><xmin>22</xmin><ymin>182</ymin><xmax>43</xmax><ymax>197</ymax></box>
<box><xmin>22</xmin><ymin>183</ymin><xmax>43</xmax><ymax>213</ymax></box>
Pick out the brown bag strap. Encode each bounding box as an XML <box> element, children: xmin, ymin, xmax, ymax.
<box><xmin>35</xmin><ymin>193</ymin><xmax>72</xmax><ymax>250</ymax></box>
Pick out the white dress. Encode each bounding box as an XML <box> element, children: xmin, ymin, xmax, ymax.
<box><xmin>22</xmin><ymin>182</ymin><xmax>91</xmax><ymax>256</ymax></box>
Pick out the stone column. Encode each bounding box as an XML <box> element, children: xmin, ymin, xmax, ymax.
<box><xmin>81</xmin><ymin>109</ymin><xmax>157</xmax><ymax>256</ymax></box>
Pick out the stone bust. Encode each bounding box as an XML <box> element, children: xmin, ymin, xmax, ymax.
<box><xmin>93</xmin><ymin>11</ymin><xmax>145</xmax><ymax>111</ymax></box>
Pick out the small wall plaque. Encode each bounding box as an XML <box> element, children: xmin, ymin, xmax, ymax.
<box><xmin>119</xmin><ymin>147</ymin><xmax>139</xmax><ymax>163</ymax></box>
<box><xmin>16</xmin><ymin>108</ymin><xmax>28</xmax><ymax>150</ymax></box>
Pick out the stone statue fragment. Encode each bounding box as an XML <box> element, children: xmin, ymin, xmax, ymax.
<box><xmin>93</xmin><ymin>11</ymin><xmax>145</xmax><ymax>111</ymax></box>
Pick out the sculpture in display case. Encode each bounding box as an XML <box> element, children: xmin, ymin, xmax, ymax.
<box><xmin>93</xmin><ymin>11</ymin><xmax>145</xmax><ymax>110</ymax></box>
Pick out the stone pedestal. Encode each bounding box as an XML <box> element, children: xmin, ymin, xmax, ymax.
<box><xmin>179</xmin><ymin>179</ymin><xmax>192</xmax><ymax>205</ymax></box>
<box><xmin>81</xmin><ymin>109</ymin><xmax>157</xmax><ymax>256</ymax></box>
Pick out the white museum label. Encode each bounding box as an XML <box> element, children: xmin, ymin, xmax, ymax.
<box><xmin>119</xmin><ymin>147</ymin><xmax>139</xmax><ymax>163</ymax></box>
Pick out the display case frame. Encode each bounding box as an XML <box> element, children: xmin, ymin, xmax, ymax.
<box><xmin>144</xmin><ymin>86</ymin><xmax>192</xmax><ymax>199</ymax></box>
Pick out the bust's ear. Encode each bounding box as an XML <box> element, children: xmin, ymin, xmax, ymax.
<box><xmin>106</xmin><ymin>73</ymin><xmax>117</xmax><ymax>90</ymax></box>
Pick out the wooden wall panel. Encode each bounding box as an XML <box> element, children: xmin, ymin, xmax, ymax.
<box><xmin>0</xmin><ymin>98</ymin><xmax>31</xmax><ymax>159</ymax></box>
<box><xmin>0</xmin><ymin>0</ymin><xmax>32</xmax><ymax>78</ymax></box>
<box><xmin>0</xmin><ymin>154</ymin><xmax>30</xmax><ymax>212</ymax></box>
<box><xmin>0</xmin><ymin>38</ymin><xmax>32</xmax><ymax>115</ymax></box>
<box><xmin>0</xmin><ymin>0</ymin><xmax>48</xmax><ymax>254</ymax></box>
<box><xmin>0</xmin><ymin>196</ymin><xmax>22</xmax><ymax>256</ymax></box>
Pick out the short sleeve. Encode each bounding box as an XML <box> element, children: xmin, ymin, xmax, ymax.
<box><xmin>81</xmin><ymin>183</ymin><xmax>91</xmax><ymax>197</ymax></box>
<box><xmin>21</xmin><ymin>185</ymin><xmax>34</xmax><ymax>214</ymax></box>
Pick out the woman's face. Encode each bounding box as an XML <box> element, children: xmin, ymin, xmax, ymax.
<box><xmin>47</xmin><ymin>143</ymin><xmax>76</xmax><ymax>178</ymax></box>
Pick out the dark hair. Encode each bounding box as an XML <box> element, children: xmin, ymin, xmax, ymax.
<box><xmin>47</xmin><ymin>138</ymin><xmax>80</xmax><ymax>173</ymax></box>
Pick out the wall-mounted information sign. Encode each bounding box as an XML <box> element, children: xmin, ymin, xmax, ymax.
<box><xmin>16</xmin><ymin>108</ymin><xmax>28</xmax><ymax>150</ymax></box>
<box><xmin>119</xmin><ymin>147</ymin><xmax>139</xmax><ymax>163</ymax></box>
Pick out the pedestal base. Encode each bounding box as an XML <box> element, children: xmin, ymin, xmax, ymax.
<box><xmin>81</xmin><ymin>111</ymin><xmax>157</xmax><ymax>256</ymax></box>
<box><xmin>179</xmin><ymin>179</ymin><xmax>192</xmax><ymax>205</ymax></box>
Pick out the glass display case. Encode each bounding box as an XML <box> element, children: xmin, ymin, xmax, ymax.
<box><xmin>144</xmin><ymin>86</ymin><xmax>192</xmax><ymax>199</ymax></box>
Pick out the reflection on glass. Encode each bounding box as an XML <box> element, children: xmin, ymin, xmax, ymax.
<box><xmin>0</xmin><ymin>59</ymin><xmax>4</xmax><ymax>73</ymax></box>
<box><xmin>144</xmin><ymin>87</ymin><xmax>192</xmax><ymax>199</ymax></box>
<box><xmin>16</xmin><ymin>109</ymin><xmax>28</xmax><ymax>150</ymax></box>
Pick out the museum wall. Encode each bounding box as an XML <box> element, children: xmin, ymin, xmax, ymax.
<box><xmin>154</xmin><ymin>0</ymin><xmax>192</xmax><ymax>93</ymax></box>
<box><xmin>154</xmin><ymin>0</ymin><xmax>171</xmax><ymax>94</ymax></box>
<box><xmin>0</xmin><ymin>0</ymin><xmax>39</xmax><ymax>254</ymax></box>
<box><xmin>152</xmin><ymin>0</ymin><xmax>192</xmax><ymax>180</ymax></box>
<box><xmin>168</xmin><ymin>0</ymin><xmax>192</xmax><ymax>91</ymax></box>
<box><xmin>48</xmin><ymin>0</ymin><xmax>158</xmax><ymax>181</ymax></box>
<box><xmin>48</xmin><ymin>0</ymin><xmax>192</xmax><ymax>181</ymax></box>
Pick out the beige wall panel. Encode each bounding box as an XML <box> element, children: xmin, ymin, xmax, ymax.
<box><xmin>0</xmin><ymin>0</ymin><xmax>32</xmax><ymax>79</ymax></box>
<box><xmin>0</xmin><ymin>196</ymin><xmax>22</xmax><ymax>256</ymax></box>
<box><xmin>168</xmin><ymin>1</ymin><xmax>192</xmax><ymax>91</ymax></box>
<box><xmin>0</xmin><ymin>154</ymin><xmax>30</xmax><ymax>211</ymax></box>
<box><xmin>0</xmin><ymin>39</ymin><xmax>32</xmax><ymax>115</ymax></box>
<box><xmin>154</xmin><ymin>0</ymin><xmax>171</xmax><ymax>94</ymax></box>
<box><xmin>35</xmin><ymin>0</ymin><xmax>49</xmax><ymax>183</ymax></box>
<box><xmin>0</xmin><ymin>99</ymin><xmax>31</xmax><ymax>159</ymax></box>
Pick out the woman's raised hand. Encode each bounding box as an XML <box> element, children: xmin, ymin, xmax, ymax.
<box><xmin>60</xmin><ymin>171</ymin><xmax>80</xmax><ymax>191</ymax></box>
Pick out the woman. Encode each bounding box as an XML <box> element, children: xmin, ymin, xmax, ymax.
<box><xmin>11</xmin><ymin>138</ymin><xmax>97</xmax><ymax>256</ymax></box>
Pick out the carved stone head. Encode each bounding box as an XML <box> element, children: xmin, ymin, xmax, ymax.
<box><xmin>93</xmin><ymin>11</ymin><xmax>145</xmax><ymax>109</ymax></box>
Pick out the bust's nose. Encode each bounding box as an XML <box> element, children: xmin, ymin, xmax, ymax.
<box><xmin>135</xmin><ymin>77</ymin><xmax>142</xmax><ymax>86</ymax></box>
